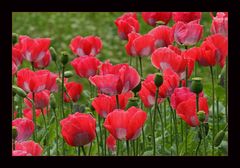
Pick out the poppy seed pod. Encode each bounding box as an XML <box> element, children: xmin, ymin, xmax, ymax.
<box><xmin>214</xmin><ymin>130</ymin><xmax>226</xmax><ymax>147</ymax></box>
<box><xmin>197</xmin><ymin>110</ymin><xmax>206</xmax><ymax>123</ymax></box>
<box><xmin>125</xmin><ymin>97</ymin><xmax>139</xmax><ymax>110</ymax></box>
<box><xmin>12</xmin><ymin>126</ymin><xmax>18</xmax><ymax>140</ymax></box>
<box><xmin>50</xmin><ymin>94</ymin><xmax>57</xmax><ymax>110</ymax></box>
<box><xmin>12</xmin><ymin>33</ymin><xmax>18</xmax><ymax>45</ymax></box>
<box><xmin>154</xmin><ymin>73</ymin><xmax>163</xmax><ymax>87</ymax></box>
<box><xmin>12</xmin><ymin>85</ymin><xmax>27</xmax><ymax>98</ymax></box>
<box><xmin>50</xmin><ymin>47</ymin><xmax>57</xmax><ymax>62</ymax></box>
<box><xmin>61</xmin><ymin>51</ymin><xmax>69</xmax><ymax>65</ymax></box>
<box><xmin>64</xmin><ymin>71</ymin><xmax>74</xmax><ymax>78</ymax></box>
<box><xmin>191</xmin><ymin>77</ymin><xmax>203</xmax><ymax>94</ymax></box>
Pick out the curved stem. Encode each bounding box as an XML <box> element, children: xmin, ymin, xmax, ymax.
<box><xmin>195</xmin><ymin>134</ymin><xmax>202</xmax><ymax>156</ymax></box>
<box><xmin>53</xmin><ymin>108</ymin><xmax>59</xmax><ymax>155</ymax></box>
<box><xmin>81</xmin><ymin>146</ymin><xmax>86</xmax><ymax>156</ymax></box>
<box><xmin>210</xmin><ymin>66</ymin><xmax>215</xmax><ymax>155</ymax></box>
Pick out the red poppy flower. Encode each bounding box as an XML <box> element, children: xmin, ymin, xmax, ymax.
<box><xmin>12</xmin><ymin>118</ymin><xmax>34</xmax><ymax>142</ymax></box>
<box><xmin>159</xmin><ymin>68</ymin><xmax>180</xmax><ymax>98</ymax></box>
<box><xmin>69</xmin><ymin>35</ymin><xmax>102</xmax><ymax>57</ymax></box>
<box><xmin>24</xmin><ymin>90</ymin><xmax>50</xmax><ymax>109</ymax></box>
<box><xmin>45</xmin><ymin>71</ymin><xmax>58</xmax><ymax>92</ymax></box>
<box><xmin>33</xmin><ymin>50</ymin><xmax>51</xmax><ymax>69</ymax></box>
<box><xmin>198</xmin><ymin>34</ymin><xmax>228</xmax><ymax>68</ymax></box>
<box><xmin>125</xmin><ymin>32</ymin><xmax>155</xmax><ymax>57</ymax></box>
<box><xmin>142</xmin><ymin>12</ymin><xmax>172</xmax><ymax>26</ymax></box>
<box><xmin>12</xmin><ymin>45</ymin><xmax>23</xmax><ymax>67</ymax></box>
<box><xmin>89</xmin><ymin>63</ymin><xmax>140</xmax><ymax>96</ymax></box>
<box><xmin>12</xmin><ymin>61</ymin><xmax>18</xmax><ymax>75</ymax></box>
<box><xmin>71</xmin><ymin>56</ymin><xmax>101</xmax><ymax>78</ymax></box>
<box><xmin>60</xmin><ymin>112</ymin><xmax>96</xmax><ymax>146</ymax></box>
<box><xmin>115</xmin><ymin>12</ymin><xmax>140</xmax><ymax>40</ymax></box>
<box><xmin>139</xmin><ymin>74</ymin><xmax>164</xmax><ymax>108</ymax></box>
<box><xmin>18</xmin><ymin>35</ymin><xmax>51</xmax><ymax>63</ymax></box>
<box><xmin>170</xmin><ymin>87</ymin><xmax>204</xmax><ymax>110</ymax></box>
<box><xmin>148</xmin><ymin>25</ymin><xmax>174</xmax><ymax>48</ymax></box>
<box><xmin>176</xmin><ymin>96</ymin><xmax>209</xmax><ymax>127</ymax></box>
<box><xmin>172</xmin><ymin>12</ymin><xmax>202</xmax><ymax>23</ymax></box>
<box><xmin>118</xmin><ymin>91</ymin><xmax>134</xmax><ymax>110</ymax></box>
<box><xmin>151</xmin><ymin>46</ymin><xmax>187</xmax><ymax>79</ymax></box>
<box><xmin>172</xmin><ymin>20</ymin><xmax>203</xmax><ymax>46</ymax></box>
<box><xmin>106</xmin><ymin>134</ymin><xmax>116</xmax><ymax>152</ymax></box>
<box><xmin>15</xmin><ymin>140</ymin><xmax>43</xmax><ymax>156</ymax></box>
<box><xmin>23</xmin><ymin>108</ymin><xmax>47</xmax><ymax>120</ymax></box>
<box><xmin>210</xmin><ymin>12</ymin><xmax>228</xmax><ymax>37</ymax></box>
<box><xmin>103</xmin><ymin>107</ymin><xmax>147</xmax><ymax>141</ymax></box>
<box><xmin>12</xmin><ymin>150</ymin><xmax>32</xmax><ymax>156</ymax></box>
<box><xmin>63</xmin><ymin>81</ymin><xmax>83</xmax><ymax>103</ymax></box>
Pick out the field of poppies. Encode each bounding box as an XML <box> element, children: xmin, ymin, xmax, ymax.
<box><xmin>12</xmin><ymin>12</ymin><xmax>228</xmax><ymax>156</ymax></box>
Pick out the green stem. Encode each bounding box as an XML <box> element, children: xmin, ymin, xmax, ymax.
<box><xmin>53</xmin><ymin>108</ymin><xmax>59</xmax><ymax>155</ymax></box>
<box><xmin>78</xmin><ymin>146</ymin><xmax>81</xmax><ymax>156</ymax></box>
<box><xmin>195</xmin><ymin>131</ymin><xmax>202</xmax><ymax>156</ymax></box>
<box><xmin>153</xmin><ymin>87</ymin><xmax>159</xmax><ymax>156</ymax></box>
<box><xmin>157</xmin><ymin>105</ymin><xmax>165</xmax><ymax>152</ymax></box>
<box><xmin>82</xmin><ymin>146</ymin><xmax>86</xmax><ymax>156</ymax></box>
<box><xmin>61</xmin><ymin>65</ymin><xmax>65</xmax><ymax>156</ymax></box>
<box><xmin>225</xmin><ymin>58</ymin><xmax>228</xmax><ymax>122</ymax></box>
<box><xmin>98</xmin><ymin>115</ymin><xmax>103</xmax><ymax>155</ymax></box>
<box><xmin>210</xmin><ymin>66</ymin><xmax>215</xmax><ymax>156</ymax></box>
<box><xmin>141</xmin><ymin>127</ymin><xmax>145</xmax><ymax>154</ymax></box>
<box><xmin>135</xmin><ymin>57</ymin><xmax>139</xmax><ymax>72</ymax></box>
<box><xmin>116</xmin><ymin>95</ymin><xmax>120</xmax><ymax>109</ymax></box>
<box><xmin>185</xmin><ymin>123</ymin><xmax>188</xmax><ymax>155</ymax></box>
<box><xmin>132</xmin><ymin>140</ymin><xmax>136</xmax><ymax>156</ymax></box>
<box><xmin>95</xmin><ymin>130</ymin><xmax>100</xmax><ymax>155</ymax></box>
<box><xmin>129</xmin><ymin>56</ymin><xmax>132</xmax><ymax>66</ymax></box>
<box><xmin>181</xmin><ymin>120</ymin><xmax>184</xmax><ymax>142</ymax></box>
<box><xmin>168</xmin><ymin>98</ymin><xmax>179</xmax><ymax>155</ymax></box>
<box><xmin>117</xmin><ymin>140</ymin><xmax>120</xmax><ymax>156</ymax></box>
<box><xmin>201</xmin><ymin>124</ymin><xmax>207</xmax><ymax>155</ymax></box>
<box><xmin>89</xmin><ymin>81</ymin><xmax>93</xmax><ymax>98</ymax></box>
<box><xmin>88</xmin><ymin>142</ymin><xmax>92</xmax><ymax>156</ymax></box>
<box><xmin>136</xmin><ymin>138</ymin><xmax>139</xmax><ymax>156</ymax></box>
<box><xmin>139</xmin><ymin>57</ymin><xmax>143</xmax><ymax>77</ymax></box>
<box><xmin>217</xmin><ymin>97</ymin><xmax>220</xmax><ymax>132</ymax></box>
<box><xmin>126</xmin><ymin>140</ymin><xmax>130</xmax><ymax>156</ymax></box>
<box><xmin>41</xmin><ymin>108</ymin><xmax>50</xmax><ymax>156</ymax></box>
<box><xmin>104</xmin><ymin>128</ymin><xmax>107</xmax><ymax>156</ymax></box>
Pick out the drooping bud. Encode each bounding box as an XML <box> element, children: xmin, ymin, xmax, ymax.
<box><xmin>154</xmin><ymin>73</ymin><xmax>163</xmax><ymax>87</ymax></box>
<box><xmin>191</xmin><ymin>77</ymin><xmax>203</xmax><ymax>94</ymax></box>
<box><xmin>125</xmin><ymin>97</ymin><xmax>139</xmax><ymax>110</ymax></box>
<box><xmin>50</xmin><ymin>47</ymin><xmax>57</xmax><ymax>62</ymax></box>
<box><xmin>12</xmin><ymin>85</ymin><xmax>27</xmax><ymax>98</ymax></box>
<box><xmin>50</xmin><ymin>94</ymin><xmax>57</xmax><ymax>110</ymax></box>
<box><xmin>132</xmin><ymin>81</ymin><xmax>142</xmax><ymax>95</ymax></box>
<box><xmin>197</xmin><ymin>111</ymin><xmax>206</xmax><ymax>123</ymax></box>
<box><xmin>12</xmin><ymin>33</ymin><xmax>18</xmax><ymax>45</ymax></box>
<box><xmin>61</xmin><ymin>51</ymin><xmax>69</xmax><ymax>66</ymax></box>
<box><xmin>64</xmin><ymin>71</ymin><xmax>74</xmax><ymax>78</ymax></box>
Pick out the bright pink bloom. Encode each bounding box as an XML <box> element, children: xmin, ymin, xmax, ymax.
<box><xmin>12</xmin><ymin>61</ymin><xmax>18</xmax><ymax>75</ymax></box>
<box><xmin>90</xmin><ymin>63</ymin><xmax>140</xmax><ymax>96</ymax></box>
<box><xmin>104</xmin><ymin>107</ymin><xmax>147</xmax><ymax>141</ymax></box>
<box><xmin>12</xmin><ymin>118</ymin><xmax>34</xmax><ymax>142</ymax></box>
<box><xmin>24</xmin><ymin>90</ymin><xmax>50</xmax><ymax>109</ymax></box>
<box><xmin>64</xmin><ymin>81</ymin><xmax>83</xmax><ymax>103</ymax></box>
<box><xmin>172</xmin><ymin>12</ymin><xmax>202</xmax><ymax>23</ymax></box>
<box><xmin>210</xmin><ymin>12</ymin><xmax>228</xmax><ymax>37</ymax></box>
<box><xmin>69</xmin><ymin>35</ymin><xmax>102</xmax><ymax>57</ymax></box>
<box><xmin>172</xmin><ymin>20</ymin><xmax>203</xmax><ymax>46</ymax></box>
<box><xmin>148</xmin><ymin>25</ymin><xmax>174</xmax><ymax>48</ymax></box>
<box><xmin>198</xmin><ymin>34</ymin><xmax>228</xmax><ymax>68</ymax></box>
<box><xmin>71</xmin><ymin>56</ymin><xmax>101</xmax><ymax>78</ymax></box>
<box><xmin>18</xmin><ymin>35</ymin><xmax>51</xmax><ymax>62</ymax></box>
<box><xmin>142</xmin><ymin>12</ymin><xmax>172</xmax><ymax>26</ymax></box>
<box><xmin>115</xmin><ymin>12</ymin><xmax>140</xmax><ymax>40</ymax></box>
<box><xmin>33</xmin><ymin>50</ymin><xmax>51</xmax><ymax>69</ymax></box>
<box><xmin>118</xmin><ymin>92</ymin><xmax>134</xmax><ymax>110</ymax></box>
<box><xmin>60</xmin><ymin>112</ymin><xmax>96</xmax><ymax>146</ymax></box>
<box><xmin>15</xmin><ymin>140</ymin><xmax>43</xmax><ymax>156</ymax></box>
<box><xmin>106</xmin><ymin>134</ymin><xmax>116</xmax><ymax>152</ymax></box>
<box><xmin>125</xmin><ymin>32</ymin><xmax>155</xmax><ymax>57</ymax></box>
<box><xmin>176</xmin><ymin>96</ymin><xmax>209</xmax><ymax>127</ymax></box>
<box><xmin>12</xmin><ymin>45</ymin><xmax>23</xmax><ymax>67</ymax></box>
<box><xmin>23</xmin><ymin>108</ymin><xmax>47</xmax><ymax>120</ymax></box>
<box><xmin>12</xmin><ymin>150</ymin><xmax>32</xmax><ymax>156</ymax></box>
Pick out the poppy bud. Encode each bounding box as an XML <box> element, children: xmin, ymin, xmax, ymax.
<box><xmin>125</xmin><ymin>97</ymin><xmax>139</xmax><ymax>110</ymax></box>
<box><xmin>132</xmin><ymin>81</ymin><xmax>142</xmax><ymax>95</ymax></box>
<box><xmin>50</xmin><ymin>47</ymin><xmax>57</xmax><ymax>62</ymax></box>
<box><xmin>64</xmin><ymin>71</ymin><xmax>74</xmax><ymax>78</ymax></box>
<box><xmin>12</xmin><ymin>33</ymin><xmax>18</xmax><ymax>45</ymax></box>
<box><xmin>50</xmin><ymin>94</ymin><xmax>56</xmax><ymax>110</ymax></box>
<box><xmin>154</xmin><ymin>73</ymin><xmax>163</xmax><ymax>87</ymax></box>
<box><xmin>214</xmin><ymin>130</ymin><xmax>226</xmax><ymax>147</ymax></box>
<box><xmin>12</xmin><ymin>85</ymin><xmax>27</xmax><ymax>98</ymax></box>
<box><xmin>197</xmin><ymin>110</ymin><xmax>206</xmax><ymax>123</ymax></box>
<box><xmin>191</xmin><ymin>77</ymin><xmax>203</xmax><ymax>94</ymax></box>
<box><xmin>12</xmin><ymin>126</ymin><xmax>18</xmax><ymax>140</ymax></box>
<box><xmin>61</xmin><ymin>51</ymin><xmax>69</xmax><ymax>66</ymax></box>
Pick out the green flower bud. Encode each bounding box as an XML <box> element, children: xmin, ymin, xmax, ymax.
<box><xmin>12</xmin><ymin>33</ymin><xmax>18</xmax><ymax>45</ymax></box>
<box><xmin>64</xmin><ymin>71</ymin><xmax>74</xmax><ymax>78</ymax></box>
<box><xmin>50</xmin><ymin>47</ymin><xmax>57</xmax><ymax>62</ymax></box>
<box><xmin>125</xmin><ymin>97</ymin><xmax>139</xmax><ymax>110</ymax></box>
<box><xmin>132</xmin><ymin>81</ymin><xmax>142</xmax><ymax>95</ymax></box>
<box><xmin>191</xmin><ymin>77</ymin><xmax>203</xmax><ymax>94</ymax></box>
<box><xmin>12</xmin><ymin>85</ymin><xmax>27</xmax><ymax>98</ymax></box>
<box><xmin>12</xmin><ymin>126</ymin><xmax>18</xmax><ymax>140</ymax></box>
<box><xmin>50</xmin><ymin>94</ymin><xmax>57</xmax><ymax>110</ymax></box>
<box><xmin>197</xmin><ymin>111</ymin><xmax>206</xmax><ymax>123</ymax></box>
<box><xmin>61</xmin><ymin>51</ymin><xmax>69</xmax><ymax>66</ymax></box>
<box><xmin>214</xmin><ymin>130</ymin><xmax>226</xmax><ymax>147</ymax></box>
<box><xmin>154</xmin><ymin>73</ymin><xmax>163</xmax><ymax>87</ymax></box>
